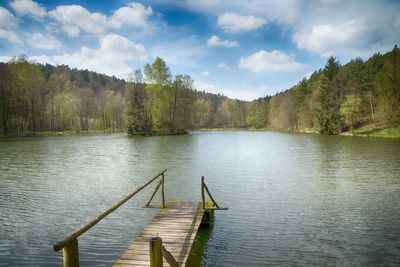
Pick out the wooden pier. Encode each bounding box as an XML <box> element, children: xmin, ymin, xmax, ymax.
<box><xmin>114</xmin><ymin>202</ymin><xmax>204</xmax><ymax>266</ymax></box>
<box><xmin>53</xmin><ymin>170</ymin><xmax>227</xmax><ymax>267</ymax></box>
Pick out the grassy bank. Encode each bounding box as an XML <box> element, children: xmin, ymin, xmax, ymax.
<box><xmin>197</xmin><ymin>126</ymin><xmax>400</xmax><ymax>138</ymax></box>
<box><xmin>351</xmin><ymin>128</ymin><xmax>400</xmax><ymax>138</ymax></box>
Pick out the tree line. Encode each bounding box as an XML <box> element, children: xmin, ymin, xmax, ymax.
<box><xmin>268</xmin><ymin>45</ymin><xmax>399</xmax><ymax>134</ymax></box>
<box><xmin>0</xmin><ymin>46</ymin><xmax>399</xmax><ymax>136</ymax></box>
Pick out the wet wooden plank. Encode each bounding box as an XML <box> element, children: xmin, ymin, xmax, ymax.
<box><xmin>113</xmin><ymin>202</ymin><xmax>204</xmax><ymax>267</ymax></box>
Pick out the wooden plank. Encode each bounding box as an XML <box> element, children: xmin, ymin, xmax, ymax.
<box><xmin>113</xmin><ymin>202</ymin><xmax>204</xmax><ymax>267</ymax></box>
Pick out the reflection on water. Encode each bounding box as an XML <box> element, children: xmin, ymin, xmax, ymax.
<box><xmin>0</xmin><ymin>132</ymin><xmax>399</xmax><ymax>266</ymax></box>
<box><xmin>187</xmin><ymin>223</ymin><xmax>214</xmax><ymax>267</ymax></box>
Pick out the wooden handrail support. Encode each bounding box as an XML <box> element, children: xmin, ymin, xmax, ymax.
<box><xmin>201</xmin><ymin>176</ymin><xmax>228</xmax><ymax>211</ymax></box>
<box><xmin>144</xmin><ymin>171</ymin><xmax>166</xmax><ymax>208</ymax></box>
<box><xmin>150</xmin><ymin>237</ymin><xmax>180</xmax><ymax>267</ymax></box>
<box><xmin>54</xmin><ymin>169</ymin><xmax>167</xmax><ymax>267</ymax></box>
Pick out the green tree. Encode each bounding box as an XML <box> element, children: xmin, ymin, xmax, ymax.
<box><xmin>144</xmin><ymin>57</ymin><xmax>171</xmax><ymax>85</ymax></box>
<box><xmin>126</xmin><ymin>82</ymin><xmax>151</xmax><ymax>135</ymax></box>
<box><xmin>340</xmin><ymin>94</ymin><xmax>362</xmax><ymax>135</ymax></box>
<box><xmin>375</xmin><ymin>45</ymin><xmax>400</xmax><ymax>126</ymax></box>
<box><xmin>171</xmin><ymin>75</ymin><xmax>194</xmax><ymax>133</ymax></box>
<box><xmin>316</xmin><ymin>57</ymin><xmax>341</xmax><ymax>134</ymax></box>
<box><xmin>0</xmin><ymin>63</ymin><xmax>15</xmax><ymax>135</ymax></box>
<box><xmin>364</xmin><ymin>53</ymin><xmax>384</xmax><ymax>127</ymax></box>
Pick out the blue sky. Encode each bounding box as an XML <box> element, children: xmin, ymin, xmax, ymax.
<box><xmin>0</xmin><ymin>0</ymin><xmax>399</xmax><ymax>100</ymax></box>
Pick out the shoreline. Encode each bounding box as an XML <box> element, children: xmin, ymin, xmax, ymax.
<box><xmin>1</xmin><ymin>127</ymin><xmax>399</xmax><ymax>139</ymax></box>
<box><xmin>0</xmin><ymin>129</ymin><xmax>127</xmax><ymax>138</ymax></box>
<box><xmin>195</xmin><ymin>127</ymin><xmax>400</xmax><ymax>139</ymax></box>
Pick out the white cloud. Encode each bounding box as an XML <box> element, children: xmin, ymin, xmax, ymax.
<box><xmin>163</xmin><ymin>0</ymin><xmax>400</xmax><ymax>57</ymax></box>
<box><xmin>49</xmin><ymin>5</ymin><xmax>108</xmax><ymax>37</ymax></box>
<box><xmin>293</xmin><ymin>18</ymin><xmax>389</xmax><ymax>57</ymax></box>
<box><xmin>0</xmin><ymin>8</ymin><xmax>21</xmax><ymax>44</ymax></box>
<box><xmin>201</xmin><ymin>71</ymin><xmax>210</xmax><ymax>76</ymax></box>
<box><xmin>110</xmin><ymin>2</ymin><xmax>153</xmax><ymax>28</ymax></box>
<box><xmin>216</xmin><ymin>62</ymin><xmax>230</xmax><ymax>70</ymax></box>
<box><xmin>31</xmin><ymin>34</ymin><xmax>147</xmax><ymax>78</ymax></box>
<box><xmin>10</xmin><ymin>0</ymin><xmax>46</xmax><ymax>19</ymax></box>
<box><xmin>27</xmin><ymin>33</ymin><xmax>62</xmax><ymax>50</ymax></box>
<box><xmin>0</xmin><ymin>55</ymin><xmax>12</xmax><ymax>62</ymax></box>
<box><xmin>0</xmin><ymin>7</ymin><xmax>19</xmax><ymax>29</ymax></box>
<box><xmin>217</xmin><ymin>12</ymin><xmax>266</xmax><ymax>33</ymax></box>
<box><xmin>48</xmin><ymin>2</ymin><xmax>153</xmax><ymax>37</ymax></box>
<box><xmin>239</xmin><ymin>50</ymin><xmax>308</xmax><ymax>72</ymax></box>
<box><xmin>207</xmin><ymin>35</ymin><xmax>239</xmax><ymax>47</ymax></box>
<box><xmin>164</xmin><ymin>0</ymin><xmax>300</xmax><ymax>24</ymax></box>
<box><xmin>0</xmin><ymin>29</ymin><xmax>22</xmax><ymax>44</ymax></box>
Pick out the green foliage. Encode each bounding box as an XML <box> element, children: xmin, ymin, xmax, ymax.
<box><xmin>340</xmin><ymin>94</ymin><xmax>362</xmax><ymax>134</ymax></box>
<box><xmin>375</xmin><ymin>45</ymin><xmax>400</xmax><ymax>126</ymax></box>
<box><xmin>357</xmin><ymin>127</ymin><xmax>400</xmax><ymax>138</ymax></box>
<box><xmin>127</xmin><ymin>120</ymin><xmax>152</xmax><ymax>135</ymax></box>
<box><xmin>144</xmin><ymin>57</ymin><xmax>171</xmax><ymax>85</ymax></box>
<box><xmin>1</xmin><ymin>50</ymin><xmax>399</xmax><ymax>137</ymax></box>
<box><xmin>0</xmin><ymin>56</ymin><xmax>126</xmax><ymax>135</ymax></box>
<box><xmin>316</xmin><ymin>57</ymin><xmax>341</xmax><ymax>134</ymax></box>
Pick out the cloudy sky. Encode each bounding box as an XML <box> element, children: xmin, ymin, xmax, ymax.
<box><xmin>0</xmin><ymin>0</ymin><xmax>399</xmax><ymax>100</ymax></box>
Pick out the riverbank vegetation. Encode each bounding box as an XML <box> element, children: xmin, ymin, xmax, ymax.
<box><xmin>0</xmin><ymin>46</ymin><xmax>399</xmax><ymax>137</ymax></box>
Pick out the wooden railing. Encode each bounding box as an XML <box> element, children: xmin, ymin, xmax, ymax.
<box><xmin>201</xmin><ymin>176</ymin><xmax>228</xmax><ymax>210</ymax></box>
<box><xmin>53</xmin><ymin>169</ymin><xmax>167</xmax><ymax>267</ymax></box>
<box><xmin>149</xmin><ymin>237</ymin><xmax>180</xmax><ymax>267</ymax></box>
<box><xmin>149</xmin><ymin>176</ymin><xmax>228</xmax><ymax>267</ymax></box>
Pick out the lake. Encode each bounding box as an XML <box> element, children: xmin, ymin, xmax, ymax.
<box><xmin>0</xmin><ymin>131</ymin><xmax>399</xmax><ymax>266</ymax></box>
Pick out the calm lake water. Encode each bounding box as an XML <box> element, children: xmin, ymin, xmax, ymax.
<box><xmin>0</xmin><ymin>131</ymin><xmax>400</xmax><ymax>266</ymax></box>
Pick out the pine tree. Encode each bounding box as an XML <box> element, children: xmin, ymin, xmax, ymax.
<box><xmin>316</xmin><ymin>57</ymin><xmax>341</xmax><ymax>134</ymax></box>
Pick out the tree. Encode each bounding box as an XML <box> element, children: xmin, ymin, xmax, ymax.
<box><xmin>375</xmin><ymin>45</ymin><xmax>400</xmax><ymax>127</ymax></box>
<box><xmin>340</xmin><ymin>94</ymin><xmax>361</xmax><ymax>135</ymax></box>
<box><xmin>364</xmin><ymin>53</ymin><xmax>384</xmax><ymax>127</ymax></box>
<box><xmin>170</xmin><ymin>75</ymin><xmax>194</xmax><ymax>133</ymax></box>
<box><xmin>316</xmin><ymin>57</ymin><xmax>341</xmax><ymax>134</ymax></box>
<box><xmin>76</xmin><ymin>88</ymin><xmax>95</xmax><ymax>131</ymax></box>
<box><xmin>128</xmin><ymin>69</ymin><xmax>143</xmax><ymax>84</ymax></box>
<box><xmin>126</xmin><ymin>82</ymin><xmax>151</xmax><ymax>135</ymax></box>
<box><xmin>0</xmin><ymin>63</ymin><xmax>14</xmax><ymax>135</ymax></box>
<box><xmin>11</xmin><ymin>57</ymin><xmax>45</xmax><ymax>134</ymax></box>
<box><xmin>144</xmin><ymin>57</ymin><xmax>171</xmax><ymax>85</ymax></box>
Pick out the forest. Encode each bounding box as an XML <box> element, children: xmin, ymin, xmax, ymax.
<box><xmin>0</xmin><ymin>46</ymin><xmax>399</xmax><ymax>136</ymax></box>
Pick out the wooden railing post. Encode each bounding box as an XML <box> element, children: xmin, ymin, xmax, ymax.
<box><xmin>201</xmin><ymin>176</ymin><xmax>205</xmax><ymax>210</ymax></box>
<box><xmin>62</xmin><ymin>238</ymin><xmax>79</xmax><ymax>267</ymax></box>
<box><xmin>54</xmin><ymin>170</ymin><xmax>167</xmax><ymax>261</ymax></box>
<box><xmin>149</xmin><ymin>237</ymin><xmax>163</xmax><ymax>267</ymax></box>
<box><xmin>161</xmin><ymin>173</ymin><xmax>165</xmax><ymax>208</ymax></box>
<box><xmin>145</xmin><ymin>180</ymin><xmax>163</xmax><ymax>207</ymax></box>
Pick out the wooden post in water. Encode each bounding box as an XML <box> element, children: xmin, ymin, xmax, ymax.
<box><xmin>63</xmin><ymin>238</ymin><xmax>79</xmax><ymax>267</ymax></box>
<box><xmin>161</xmin><ymin>173</ymin><xmax>165</xmax><ymax>208</ymax></box>
<box><xmin>201</xmin><ymin>176</ymin><xmax>205</xmax><ymax>210</ymax></box>
<box><xmin>149</xmin><ymin>237</ymin><xmax>163</xmax><ymax>267</ymax></box>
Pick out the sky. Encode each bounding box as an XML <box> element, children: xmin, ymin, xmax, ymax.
<box><xmin>0</xmin><ymin>0</ymin><xmax>399</xmax><ymax>100</ymax></box>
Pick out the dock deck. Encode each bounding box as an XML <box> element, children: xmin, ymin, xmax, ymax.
<box><xmin>53</xmin><ymin>171</ymin><xmax>225</xmax><ymax>267</ymax></box>
<box><xmin>114</xmin><ymin>202</ymin><xmax>204</xmax><ymax>267</ymax></box>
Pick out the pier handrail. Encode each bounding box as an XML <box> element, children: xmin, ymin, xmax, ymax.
<box><xmin>201</xmin><ymin>176</ymin><xmax>228</xmax><ymax>210</ymax></box>
<box><xmin>150</xmin><ymin>237</ymin><xmax>180</xmax><ymax>267</ymax></box>
<box><xmin>54</xmin><ymin>169</ymin><xmax>167</xmax><ymax>266</ymax></box>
